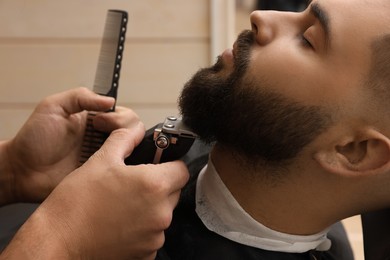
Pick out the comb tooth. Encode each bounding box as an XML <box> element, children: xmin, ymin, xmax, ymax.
<box><xmin>93</xmin><ymin>10</ymin><xmax>128</xmax><ymax>99</ymax></box>
<box><xmin>79</xmin><ymin>10</ymin><xmax>128</xmax><ymax>166</ymax></box>
<box><xmin>79</xmin><ymin>112</ymin><xmax>108</xmax><ymax>165</ymax></box>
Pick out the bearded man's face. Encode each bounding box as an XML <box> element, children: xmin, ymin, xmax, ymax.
<box><xmin>179</xmin><ymin>30</ymin><xmax>331</xmax><ymax>163</ymax></box>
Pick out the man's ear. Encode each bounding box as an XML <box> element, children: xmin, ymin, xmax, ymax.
<box><xmin>314</xmin><ymin>129</ymin><xmax>390</xmax><ymax>175</ymax></box>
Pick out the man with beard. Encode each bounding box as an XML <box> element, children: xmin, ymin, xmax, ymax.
<box><xmin>158</xmin><ymin>0</ymin><xmax>390</xmax><ymax>259</ymax></box>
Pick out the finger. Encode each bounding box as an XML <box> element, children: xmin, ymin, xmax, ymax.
<box><xmin>91</xmin><ymin>123</ymin><xmax>145</xmax><ymax>164</ymax></box>
<box><xmin>167</xmin><ymin>189</ymin><xmax>182</xmax><ymax>211</ymax></box>
<box><xmin>151</xmin><ymin>161</ymin><xmax>190</xmax><ymax>193</ymax></box>
<box><xmin>42</xmin><ymin>87</ymin><xmax>115</xmax><ymax>116</ymax></box>
<box><xmin>93</xmin><ymin>106</ymin><xmax>142</xmax><ymax>133</ymax></box>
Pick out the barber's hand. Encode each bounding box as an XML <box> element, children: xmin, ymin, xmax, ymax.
<box><xmin>1</xmin><ymin>126</ymin><xmax>190</xmax><ymax>260</ymax></box>
<box><xmin>3</xmin><ymin>87</ymin><xmax>142</xmax><ymax>203</ymax></box>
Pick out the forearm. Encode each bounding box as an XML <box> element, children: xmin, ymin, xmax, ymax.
<box><xmin>0</xmin><ymin>206</ymin><xmax>78</xmax><ymax>259</ymax></box>
<box><xmin>0</xmin><ymin>140</ymin><xmax>15</xmax><ymax>206</ymax></box>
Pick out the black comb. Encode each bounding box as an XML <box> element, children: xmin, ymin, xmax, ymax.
<box><xmin>79</xmin><ymin>10</ymin><xmax>128</xmax><ymax>165</ymax></box>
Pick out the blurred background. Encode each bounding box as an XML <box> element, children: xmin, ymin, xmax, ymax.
<box><xmin>0</xmin><ymin>0</ymin><xmax>363</xmax><ymax>258</ymax></box>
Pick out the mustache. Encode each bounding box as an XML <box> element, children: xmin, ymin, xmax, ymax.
<box><xmin>233</xmin><ymin>30</ymin><xmax>255</xmax><ymax>73</ymax></box>
<box><xmin>236</xmin><ymin>29</ymin><xmax>255</xmax><ymax>51</ymax></box>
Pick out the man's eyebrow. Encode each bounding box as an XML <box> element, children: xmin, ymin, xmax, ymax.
<box><xmin>310</xmin><ymin>2</ymin><xmax>332</xmax><ymax>49</ymax></box>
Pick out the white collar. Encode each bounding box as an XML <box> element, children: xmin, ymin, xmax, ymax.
<box><xmin>195</xmin><ymin>158</ymin><xmax>331</xmax><ymax>253</ymax></box>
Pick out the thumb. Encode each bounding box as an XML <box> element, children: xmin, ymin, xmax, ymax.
<box><xmin>91</xmin><ymin>122</ymin><xmax>145</xmax><ymax>165</ymax></box>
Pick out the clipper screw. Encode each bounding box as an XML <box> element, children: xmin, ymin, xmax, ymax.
<box><xmin>155</xmin><ymin>135</ymin><xmax>169</xmax><ymax>149</ymax></box>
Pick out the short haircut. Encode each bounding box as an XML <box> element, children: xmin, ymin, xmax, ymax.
<box><xmin>366</xmin><ymin>34</ymin><xmax>390</xmax><ymax>106</ymax></box>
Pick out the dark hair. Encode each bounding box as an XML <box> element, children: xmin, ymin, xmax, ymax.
<box><xmin>366</xmin><ymin>34</ymin><xmax>390</xmax><ymax>106</ymax></box>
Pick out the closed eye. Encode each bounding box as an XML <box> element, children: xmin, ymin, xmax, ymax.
<box><xmin>301</xmin><ymin>34</ymin><xmax>314</xmax><ymax>49</ymax></box>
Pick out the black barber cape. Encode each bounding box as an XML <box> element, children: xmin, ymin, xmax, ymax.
<box><xmin>157</xmin><ymin>140</ymin><xmax>354</xmax><ymax>260</ymax></box>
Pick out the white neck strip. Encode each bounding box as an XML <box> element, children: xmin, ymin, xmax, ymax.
<box><xmin>195</xmin><ymin>159</ymin><xmax>331</xmax><ymax>253</ymax></box>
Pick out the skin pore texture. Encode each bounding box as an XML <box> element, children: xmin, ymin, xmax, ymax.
<box><xmin>179</xmin><ymin>0</ymin><xmax>390</xmax><ymax>235</ymax></box>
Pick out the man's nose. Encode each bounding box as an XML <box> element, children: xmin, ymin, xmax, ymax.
<box><xmin>250</xmin><ymin>11</ymin><xmax>274</xmax><ymax>46</ymax></box>
<box><xmin>249</xmin><ymin>10</ymin><xmax>299</xmax><ymax>46</ymax></box>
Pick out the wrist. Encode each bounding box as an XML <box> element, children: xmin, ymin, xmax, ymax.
<box><xmin>0</xmin><ymin>140</ymin><xmax>16</xmax><ymax>206</ymax></box>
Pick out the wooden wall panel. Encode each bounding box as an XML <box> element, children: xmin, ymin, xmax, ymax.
<box><xmin>0</xmin><ymin>43</ymin><xmax>99</xmax><ymax>102</ymax></box>
<box><xmin>0</xmin><ymin>0</ymin><xmax>209</xmax><ymax>39</ymax></box>
<box><xmin>0</xmin><ymin>42</ymin><xmax>209</xmax><ymax>104</ymax></box>
<box><xmin>118</xmin><ymin>41</ymin><xmax>209</xmax><ymax>105</ymax></box>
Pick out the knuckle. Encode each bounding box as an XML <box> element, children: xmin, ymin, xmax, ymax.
<box><xmin>38</xmin><ymin>97</ymin><xmax>51</xmax><ymax>109</ymax></box>
<box><xmin>147</xmin><ymin>176</ymin><xmax>170</xmax><ymax>195</ymax></box>
<box><xmin>138</xmin><ymin>168</ymin><xmax>170</xmax><ymax>193</ymax></box>
<box><xmin>131</xmin><ymin>233</ymin><xmax>165</xmax><ymax>259</ymax></box>
<box><xmin>141</xmin><ymin>237</ymin><xmax>165</xmax><ymax>260</ymax></box>
<box><xmin>38</xmin><ymin>92</ymin><xmax>59</xmax><ymax>108</ymax></box>
<box><xmin>136</xmin><ymin>121</ymin><xmax>146</xmax><ymax>132</ymax></box>
<box><xmin>127</xmin><ymin>108</ymin><xmax>140</xmax><ymax>120</ymax></box>
<box><xmin>111</xmin><ymin>128</ymin><xmax>131</xmax><ymax>137</ymax></box>
<box><xmin>123</xmin><ymin>109</ymin><xmax>143</xmax><ymax>128</ymax></box>
<box><xmin>157</xmin><ymin>210</ymin><xmax>173</xmax><ymax>230</ymax></box>
<box><xmin>75</xmin><ymin>86</ymin><xmax>91</xmax><ymax>95</ymax></box>
<box><xmin>151</xmin><ymin>232</ymin><xmax>166</xmax><ymax>251</ymax></box>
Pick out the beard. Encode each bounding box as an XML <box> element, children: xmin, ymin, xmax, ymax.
<box><xmin>179</xmin><ymin>30</ymin><xmax>332</xmax><ymax>165</ymax></box>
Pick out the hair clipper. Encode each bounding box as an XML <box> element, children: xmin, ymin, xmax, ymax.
<box><xmin>125</xmin><ymin>117</ymin><xmax>197</xmax><ymax>165</ymax></box>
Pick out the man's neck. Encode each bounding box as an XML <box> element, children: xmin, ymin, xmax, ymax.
<box><xmin>210</xmin><ymin>144</ymin><xmax>346</xmax><ymax>236</ymax></box>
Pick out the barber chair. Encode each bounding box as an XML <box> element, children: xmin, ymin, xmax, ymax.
<box><xmin>362</xmin><ymin>209</ymin><xmax>390</xmax><ymax>260</ymax></box>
